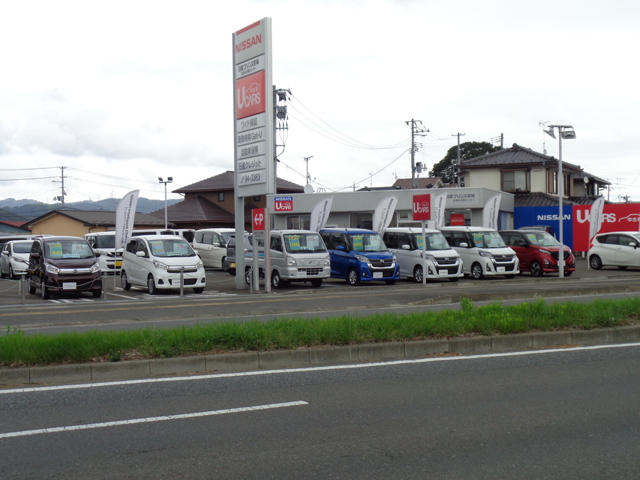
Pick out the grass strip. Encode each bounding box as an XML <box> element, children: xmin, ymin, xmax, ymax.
<box><xmin>1</xmin><ymin>297</ymin><xmax>639</xmax><ymax>367</ymax></box>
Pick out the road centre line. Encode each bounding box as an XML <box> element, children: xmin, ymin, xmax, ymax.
<box><xmin>2</xmin><ymin>343</ymin><xmax>639</xmax><ymax>395</ymax></box>
<box><xmin>0</xmin><ymin>401</ymin><xmax>309</xmax><ymax>439</ymax></box>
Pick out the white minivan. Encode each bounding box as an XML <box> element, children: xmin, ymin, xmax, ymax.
<box><xmin>121</xmin><ymin>235</ymin><xmax>206</xmax><ymax>294</ymax></box>
<box><xmin>85</xmin><ymin>232</ymin><xmax>122</xmax><ymax>274</ymax></box>
<box><xmin>247</xmin><ymin>230</ymin><xmax>331</xmax><ymax>289</ymax></box>
<box><xmin>192</xmin><ymin>228</ymin><xmax>239</xmax><ymax>269</ymax></box>
<box><xmin>383</xmin><ymin>227</ymin><xmax>463</xmax><ymax>282</ymax></box>
<box><xmin>440</xmin><ymin>226</ymin><xmax>520</xmax><ymax>279</ymax></box>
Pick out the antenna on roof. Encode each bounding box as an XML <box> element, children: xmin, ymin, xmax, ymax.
<box><xmin>539</xmin><ymin>120</ymin><xmax>550</xmax><ymax>154</ymax></box>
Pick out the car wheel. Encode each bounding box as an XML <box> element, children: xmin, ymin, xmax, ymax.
<box><xmin>385</xmin><ymin>279</ymin><xmax>396</xmax><ymax>285</ymax></box>
<box><xmin>589</xmin><ymin>254</ymin><xmax>603</xmax><ymax>270</ymax></box>
<box><xmin>193</xmin><ymin>287</ymin><xmax>204</xmax><ymax>294</ymax></box>
<box><xmin>220</xmin><ymin>257</ymin><xmax>226</xmax><ymax>271</ymax></box>
<box><xmin>92</xmin><ymin>290</ymin><xmax>101</xmax><ymax>298</ymax></box>
<box><xmin>271</xmin><ymin>270</ymin><xmax>283</xmax><ymax>289</ymax></box>
<box><xmin>529</xmin><ymin>261</ymin><xmax>543</xmax><ymax>277</ymax></box>
<box><xmin>347</xmin><ymin>268</ymin><xmax>360</xmax><ymax>286</ymax></box>
<box><xmin>245</xmin><ymin>268</ymin><xmax>252</xmax><ymax>286</ymax></box>
<box><xmin>471</xmin><ymin>262</ymin><xmax>484</xmax><ymax>280</ymax></box>
<box><xmin>9</xmin><ymin>266</ymin><xmax>16</xmax><ymax>279</ymax></box>
<box><xmin>41</xmin><ymin>280</ymin><xmax>50</xmax><ymax>300</ymax></box>
<box><xmin>413</xmin><ymin>265</ymin><xmax>423</xmax><ymax>283</ymax></box>
<box><xmin>28</xmin><ymin>281</ymin><xmax>36</xmax><ymax>295</ymax></box>
<box><xmin>120</xmin><ymin>270</ymin><xmax>131</xmax><ymax>290</ymax></box>
<box><xmin>0</xmin><ymin>268</ymin><xmax>6</xmax><ymax>279</ymax></box>
<box><xmin>310</xmin><ymin>279</ymin><xmax>322</xmax><ymax>288</ymax></box>
<box><xmin>147</xmin><ymin>275</ymin><xmax>157</xmax><ymax>295</ymax></box>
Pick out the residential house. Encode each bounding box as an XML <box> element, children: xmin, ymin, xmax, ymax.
<box><xmin>458</xmin><ymin>143</ymin><xmax>610</xmax><ymax>207</ymax></box>
<box><xmin>25</xmin><ymin>210</ymin><xmax>170</xmax><ymax>236</ymax></box>
<box><xmin>150</xmin><ymin>170</ymin><xmax>305</xmax><ymax>230</ymax></box>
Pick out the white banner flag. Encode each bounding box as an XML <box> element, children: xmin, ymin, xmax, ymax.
<box><xmin>482</xmin><ymin>193</ymin><xmax>501</xmax><ymax>230</ymax></box>
<box><xmin>115</xmin><ymin>190</ymin><xmax>139</xmax><ymax>249</ymax></box>
<box><xmin>433</xmin><ymin>193</ymin><xmax>447</xmax><ymax>229</ymax></box>
<box><xmin>372</xmin><ymin>196</ymin><xmax>398</xmax><ymax>235</ymax></box>
<box><xmin>309</xmin><ymin>196</ymin><xmax>333</xmax><ymax>232</ymax></box>
<box><xmin>589</xmin><ymin>197</ymin><xmax>605</xmax><ymax>241</ymax></box>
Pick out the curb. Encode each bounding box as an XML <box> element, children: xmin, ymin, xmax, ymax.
<box><xmin>2</xmin><ymin>325</ymin><xmax>640</xmax><ymax>387</ymax></box>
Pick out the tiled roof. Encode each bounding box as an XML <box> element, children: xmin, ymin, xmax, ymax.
<box><xmin>513</xmin><ymin>192</ymin><xmax>607</xmax><ymax>208</ymax></box>
<box><xmin>25</xmin><ymin>210</ymin><xmax>169</xmax><ymax>228</ymax></box>
<box><xmin>462</xmin><ymin>143</ymin><xmax>582</xmax><ymax>172</ymax></box>
<box><xmin>391</xmin><ymin>177</ymin><xmax>444</xmax><ymax>189</ymax></box>
<box><xmin>174</xmin><ymin>170</ymin><xmax>305</xmax><ymax>194</ymax></box>
<box><xmin>148</xmin><ymin>196</ymin><xmax>235</xmax><ymax>224</ymax></box>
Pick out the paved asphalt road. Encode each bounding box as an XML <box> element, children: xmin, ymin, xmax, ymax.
<box><xmin>0</xmin><ymin>258</ymin><xmax>639</xmax><ymax>335</ymax></box>
<box><xmin>1</xmin><ymin>344</ymin><xmax>639</xmax><ymax>479</ymax></box>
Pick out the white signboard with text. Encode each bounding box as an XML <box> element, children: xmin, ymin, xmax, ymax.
<box><xmin>233</xmin><ymin>19</ymin><xmax>274</xmax><ymax>197</ymax></box>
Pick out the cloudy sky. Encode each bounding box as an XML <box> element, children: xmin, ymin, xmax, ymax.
<box><xmin>1</xmin><ymin>0</ymin><xmax>639</xmax><ymax>205</ymax></box>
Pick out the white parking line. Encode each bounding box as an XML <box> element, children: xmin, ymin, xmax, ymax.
<box><xmin>0</xmin><ymin>401</ymin><xmax>308</xmax><ymax>439</ymax></box>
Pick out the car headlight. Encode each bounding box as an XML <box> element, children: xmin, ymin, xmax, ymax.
<box><xmin>478</xmin><ymin>250</ymin><xmax>493</xmax><ymax>258</ymax></box>
<box><xmin>196</xmin><ymin>260</ymin><xmax>204</xmax><ymax>269</ymax></box>
<box><xmin>45</xmin><ymin>263</ymin><xmax>60</xmax><ymax>274</ymax></box>
<box><xmin>153</xmin><ymin>260</ymin><xmax>169</xmax><ymax>271</ymax></box>
<box><xmin>286</xmin><ymin>255</ymin><xmax>296</xmax><ymax>266</ymax></box>
<box><xmin>355</xmin><ymin>254</ymin><xmax>370</xmax><ymax>264</ymax></box>
<box><xmin>324</xmin><ymin>255</ymin><xmax>330</xmax><ymax>266</ymax></box>
<box><xmin>392</xmin><ymin>255</ymin><xmax>397</xmax><ymax>263</ymax></box>
<box><xmin>90</xmin><ymin>263</ymin><xmax>101</xmax><ymax>273</ymax></box>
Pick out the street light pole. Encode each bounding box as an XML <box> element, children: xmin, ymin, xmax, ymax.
<box><xmin>544</xmin><ymin>125</ymin><xmax>576</xmax><ymax>278</ymax></box>
<box><xmin>158</xmin><ymin>177</ymin><xmax>173</xmax><ymax>230</ymax></box>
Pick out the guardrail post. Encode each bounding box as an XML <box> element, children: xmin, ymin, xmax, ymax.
<box><xmin>20</xmin><ymin>274</ymin><xmax>26</xmax><ymax>305</ymax></box>
<box><xmin>180</xmin><ymin>267</ymin><xmax>184</xmax><ymax>298</ymax></box>
<box><xmin>248</xmin><ymin>267</ymin><xmax>253</xmax><ymax>295</ymax></box>
<box><xmin>102</xmin><ymin>272</ymin><xmax>107</xmax><ymax>301</ymax></box>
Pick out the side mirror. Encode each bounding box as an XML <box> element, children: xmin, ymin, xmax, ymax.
<box><xmin>336</xmin><ymin>245</ymin><xmax>346</xmax><ymax>251</ymax></box>
<box><xmin>1</xmin><ymin>251</ymin><xmax>8</xmax><ymax>256</ymax></box>
<box><xmin>459</xmin><ymin>242</ymin><xmax>468</xmax><ymax>248</ymax></box>
<box><xmin>401</xmin><ymin>244</ymin><xmax>411</xmax><ymax>250</ymax></box>
<box><xmin>630</xmin><ymin>242</ymin><xmax>637</xmax><ymax>249</ymax></box>
<box><xmin>136</xmin><ymin>251</ymin><xmax>146</xmax><ymax>258</ymax></box>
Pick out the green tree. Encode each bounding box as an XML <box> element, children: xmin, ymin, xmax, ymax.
<box><xmin>429</xmin><ymin>141</ymin><xmax>501</xmax><ymax>184</ymax></box>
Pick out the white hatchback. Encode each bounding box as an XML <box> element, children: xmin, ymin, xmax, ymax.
<box><xmin>0</xmin><ymin>240</ymin><xmax>33</xmax><ymax>279</ymax></box>
<box><xmin>121</xmin><ymin>235</ymin><xmax>206</xmax><ymax>294</ymax></box>
<box><xmin>588</xmin><ymin>231</ymin><xmax>640</xmax><ymax>270</ymax></box>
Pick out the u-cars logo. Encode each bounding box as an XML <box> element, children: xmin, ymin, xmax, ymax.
<box><xmin>236</xmin><ymin>71</ymin><xmax>265</xmax><ymax>119</ymax></box>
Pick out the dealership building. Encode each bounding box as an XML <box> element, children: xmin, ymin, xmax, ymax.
<box><xmin>267</xmin><ymin>187</ymin><xmax>514</xmax><ymax>231</ymax></box>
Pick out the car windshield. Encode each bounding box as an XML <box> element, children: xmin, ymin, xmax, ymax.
<box><xmin>13</xmin><ymin>242</ymin><xmax>33</xmax><ymax>254</ymax></box>
<box><xmin>347</xmin><ymin>233</ymin><xmax>387</xmax><ymax>252</ymax></box>
<box><xmin>44</xmin><ymin>240</ymin><xmax>95</xmax><ymax>259</ymax></box>
<box><xmin>283</xmin><ymin>233</ymin><xmax>327</xmax><ymax>253</ymax></box>
<box><xmin>409</xmin><ymin>232</ymin><xmax>451</xmax><ymax>251</ymax></box>
<box><xmin>471</xmin><ymin>231</ymin><xmax>507</xmax><ymax>248</ymax></box>
<box><xmin>147</xmin><ymin>239</ymin><xmax>196</xmax><ymax>257</ymax></box>
<box><xmin>523</xmin><ymin>231</ymin><xmax>560</xmax><ymax>247</ymax></box>
<box><xmin>95</xmin><ymin>235</ymin><xmax>116</xmax><ymax>248</ymax></box>
<box><xmin>220</xmin><ymin>232</ymin><xmax>233</xmax><ymax>243</ymax></box>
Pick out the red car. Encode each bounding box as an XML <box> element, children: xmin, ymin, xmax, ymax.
<box><xmin>499</xmin><ymin>230</ymin><xmax>576</xmax><ymax>277</ymax></box>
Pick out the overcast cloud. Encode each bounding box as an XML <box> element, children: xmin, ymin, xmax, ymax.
<box><xmin>1</xmin><ymin>0</ymin><xmax>639</xmax><ymax>204</ymax></box>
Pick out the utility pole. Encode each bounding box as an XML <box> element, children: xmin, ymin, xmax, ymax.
<box><xmin>304</xmin><ymin>156</ymin><xmax>314</xmax><ymax>184</ymax></box>
<box><xmin>274</xmin><ymin>87</ymin><xmax>291</xmax><ymax>192</ymax></box>
<box><xmin>53</xmin><ymin>166</ymin><xmax>67</xmax><ymax>206</ymax></box>
<box><xmin>451</xmin><ymin>133</ymin><xmax>465</xmax><ymax>186</ymax></box>
<box><xmin>405</xmin><ymin>119</ymin><xmax>429</xmax><ymax>188</ymax></box>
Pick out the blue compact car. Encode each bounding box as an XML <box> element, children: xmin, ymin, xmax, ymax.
<box><xmin>319</xmin><ymin>228</ymin><xmax>400</xmax><ymax>285</ymax></box>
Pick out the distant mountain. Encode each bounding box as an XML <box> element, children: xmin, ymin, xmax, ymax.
<box><xmin>0</xmin><ymin>197</ymin><xmax>182</xmax><ymax>221</ymax></box>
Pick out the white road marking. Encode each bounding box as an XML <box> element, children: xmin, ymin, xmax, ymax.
<box><xmin>0</xmin><ymin>401</ymin><xmax>308</xmax><ymax>439</ymax></box>
<box><xmin>2</xmin><ymin>342</ymin><xmax>639</xmax><ymax>395</ymax></box>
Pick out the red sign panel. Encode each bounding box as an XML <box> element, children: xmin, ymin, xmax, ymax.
<box><xmin>450</xmin><ymin>213</ymin><xmax>466</xmax><ymax>226</ymax></box>
<box><xmin>252</xmin><ymin>208</ymin><xmax>266</xmax><ymax>231</ymax></box>
<box><xmin>412</xmin><ymin>194</ymin><xmax>431</xmax><ymax>221</ymax></box>
<box><xmin>273</xmin><ymin>196</ymin><xmax>293</xmax><ymax>212</ymax></box>
<box><xmin>236</xmin><ymin>70</ymin><xmax>266</xmax><ymax>120</ymax></box>
<box><xmin>572</xmin><ymin>203</ymin><xmax>640</xmax><ymax>251</ymax></box>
